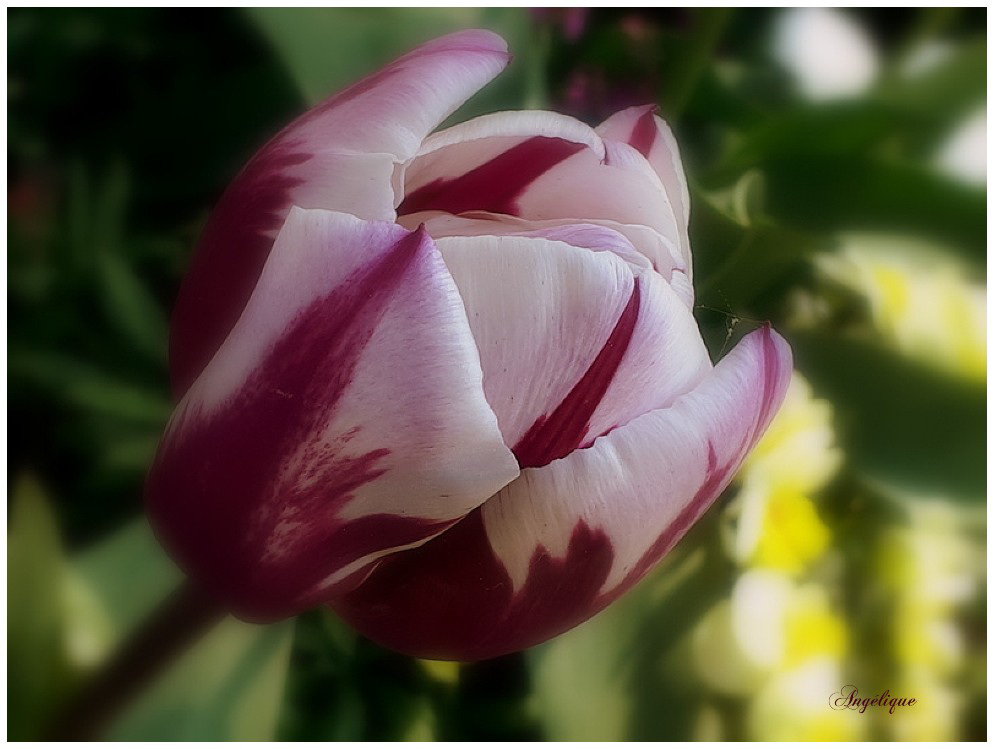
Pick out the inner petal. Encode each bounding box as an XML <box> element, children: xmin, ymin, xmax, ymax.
<box><xmin>398</xmin><ymin>210</ymin><xmax>686</xmax><ymax>280</ymax></box>
<box><xmin>512</xmin><ymin>278</ymin><xmax>641</xmax><ymax>468</ymax></box>
<box><xmin>435</xmin><ymin>234</ymin><xmax>636</xmax><ymax>458</ymax></box>
<box><xmin>398</xmin><ymin>136</ymin><xmax>586</xmax><ymax>216</ymax></box>
<box><xmin>398</xmin><ymin>111</ymin><xmax>682</xmax><ymax>254</ymax></box>
<box><xmin>436</xmin><ymin>233</ymin><xmax>711</xmax><ymax>469</ymax></box>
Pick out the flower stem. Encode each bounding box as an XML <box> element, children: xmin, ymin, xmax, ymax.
<box><xmin>443</xmin><ymin>652</ymin><xmax>541</xmax><ymax>740</ymax></box>
<box><xmin>44</xmin><ymin>578</ymin><xmax>224</xmax><ymax>741</ymax></box>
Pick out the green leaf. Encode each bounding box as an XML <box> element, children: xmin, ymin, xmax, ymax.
<box><xmin>95</xmin><ymin>250</ymin><xmax>168</xmax><ymax>365</ymax></box>
<box><xmin>881</xmin><ymin>36</ymin><xmax>986</xmax><ymax>123</ymax></box>
<box><xmin>107</xmin><ymin>618</ymin><xmax>295</xmax><ymax>741</ymax></box>
<box><xmin>529</xmin><ymin>604</ymin><xmax>635</xmax><ymax>741</ymax></box>
<box><xmin>83</xmin><ymin>161</ymin><xmax>170</xmax><ymax>364</ymax></box>
<box><xmin>713</xmin><ymin>104</ymin><xmax>897</xmax><ymax>179</ymax></box>
<box><xmin>691</xmin><ymin>187</ymin><xmax>820</xmax><ymax>314</ymax></box>
<box><xmin>74</xmin><ymin>518</ymin><xmax>181</xmax><ymax>633</ymax></box>
<box><xmin>7</xmin><ymin>476</ymin><xmax>70</xmax><ymax>740</ymax></box>
<box><xmin>790</xmin><ymin>331</ymin><xmax>985</xmax><ymax>501</ymax></box>
<box><xmin>9</xmin><ymin>350</ymin><xmax>172</xmax><ymax>427</ymax></box>
<box><xmin>72</xmin><ymin>519</ymin><xmax>295</xmax><ymax>740</ymax></box>
<box><xmin>760</xmin><ymin>154</ymin><xmax>985</xmax><ymax>256</ymax></box>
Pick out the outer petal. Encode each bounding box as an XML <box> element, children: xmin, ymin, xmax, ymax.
<box><xmin>435</xmin><ymin>234</ymin><xmax>709</xmax><ymax>465</ymax></box>
<box><xmin>333</xmin><ymin>326</ymin><xmax>791</xmax><ymax>660</ymax></box>
<box><xmin>170</xmin><ymin>30</ymin><xmax>510</xmax><ymax>396</ymax></box>
<box><xmin>597</xmin><ymin>106</ymin><xmax>692</xmax><ymax>273</ymax></box>
<box><xmin>147</xmin><ymin>208</ymin><xmax>519</xmax><ymax>621</ymax></box>
<box><xmin>397</xmin><ymin>111</ymin><xmax>683</xmax><ymax>262</ymax></box>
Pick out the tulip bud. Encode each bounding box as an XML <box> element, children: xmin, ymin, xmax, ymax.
<box><xmin>147</xmin><ymin>30</ymin><xmax>791</xmax><ymax>660</ymax></box>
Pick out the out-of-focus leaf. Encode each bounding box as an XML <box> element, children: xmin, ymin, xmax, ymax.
<box><xmin>692</xmin><ymin>188</ymin><xmax>820</xmax><ymax>313</ymax></box>
<box><xmin>714</xmin><ymin>104</ymin><xmax>897</xmax><ymax>178</ymax></box>
<box><xmin>245</xmin><ymin>8</ymin><xmax>534</xmax><ymax>117</ymax></box>
<box><xmin>9</xmin><ymin>350</ymin><xmax>171</xmax><ymax>427</ymax></box>
<box><xmin>761</xmin><ymin>155</ymin><xmax>985</xmax><ymax>255</ymax></box>
<box><xmin>107</xmin><ymin>618</ymin><xmax>294</xmax><ymax>741</ymax></box>
<box><xmin>529</xmin><ymin>602</ymin><xmax>635</xmax><ymax>741</ymax></box>
<box><xmin>7</xmin><ymin>476</ymin><xmax>70</xmax><ymax>740</ymax></box>
<box><xmin>78</xmin><ymin>162</ymin><xmax>170</xmax><ymax>364</ymax></box>
<box><xmin>790</xmin><ymin>331</ymin><xmax>985</xmax><ymax>501</ymax></box>
<box><xmin>72</xmin><ymin>519</ymin><xmax>294</xmax><ymax>740</ymax></box>
<box><xmin>402</xmin><ymin>697</ymin><xmax>438</xmax><ymax>741</ymax></box>
<box><xmin>98</xmin><ymin>432</ymin><xmax>162</xmax><ymax>474</ymax></box>
<box><xmin>662</xmin><ymin>8</ymin><xmax>734</xmax><ymax>117</ymax></box>
<box><xmin>95</xmin><ymin>251</ymin><xmax>168</xmax><ymax>365</ymax></box>
<box><xmin>882</xmin><ymin>37</ymin><xmax>986</xmax><ymax>121</ymax></box>
<box><xmin>702</xmin><ymin>168</ymin><xmax>767</xmax><ymax>227</ymax></box>
<box><xmin>74</xmin><ymin>518</ymin><xmax>181</xmax><ymax>633</ymax></box>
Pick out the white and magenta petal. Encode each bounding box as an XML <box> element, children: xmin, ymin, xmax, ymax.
<box><xmin>434</xmin><ymin>233</ymin><xmax>636</xmax><ymax>455</ymax></box>
<box><xmin>597</xmin><ymin>106</ymin><xmax>692</xmax><ymax>272</ymax></box>
<box><xmin>333</xmin><ymin>327</ymin><xmax>790</xmax><ymax>660</ymax></box>
<box><xmin>581</xmin><ymin>269</ymin><xmax>711</xmax><ymax>442</ymax></box>
<box><xmin>484</xmin><ymin>326</ymin><xmax>791</xmax><ymax>599</ymax></box>
<box><xmin>170</xmin><ymin>30</ymin><xmax>510</xmax><ymax>395</ymax></box>
<box><xmin>436</xmin><ymin>233</ymin><xmax>710</xmax><ymax>466</ymax></box>
<box><xmin>147</xmin><ymin>208</ymin><xmax>519</xmax><ymax>622</ymax></box>
<box><xmin>397</xmin><ymin>111</ymin><xmax>683</xmax><ymax>256</ymax></box>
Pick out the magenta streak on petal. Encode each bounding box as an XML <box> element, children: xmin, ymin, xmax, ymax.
<box><xmin>609</xmin><ymin>442</ymin><xmax>729</xmax><ymax>598</ymax></box>
<box><xmin>169</xmin><ymin>141</ymin><xmax>310</xmax><ymax>397</ymax></box>
<box><xmin>397</xmin><ymin>137</ymin><xmax>586</xmax><ymax>217</ymax></box>
<box><xmin>757</xmin><ymin>325</ymin><xmax>785</xmax><ymax>439</ymax></box>
<box><xmin>628</xmin><ymin>109</ymin><xmax>659</xmax><ymax>158</ymax></box>
<box><xmin>149</xmin><ymin>229</ymin><xmax>435</xmax><ymax>621</ymax></box>
<box><xmin>512</xmin><ymin>277</ymin><xmax>641</xmax><ymax>469</ymax></box>
<box><xmin>333</xmin><ymin>508</ymin><xmax>614</xmax><ymax>661</ymax></box>
<box><xmin>604</xmin><ymin>331</ymin><xmax>788</xmax><ymax>602</ymax></box>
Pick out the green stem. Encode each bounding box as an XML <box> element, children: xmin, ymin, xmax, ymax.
<box><xmin>43</xmin><ymin>578</ymin><xmax>223</xmax><ymax>741</ymax></box>
<box><xmin>442</xmin><ymin>652</ymin><xmax>540</xmax><ymax>740</ymax></box>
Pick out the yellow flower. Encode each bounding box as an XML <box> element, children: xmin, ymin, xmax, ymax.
<box><xmin>752</xmin><ymin>486</ymin><xmax>831</xmax><ymax>574</ymax></box>
<box><xmin>816</xmin><ymin>235</ymin><xmax>986</xmax><ymax>382</ymax></box>
<box><xmin>728</xmin><ymin>373</ymin><xmax>839</xmax><ymax>569</ymax></box>
<box><xmin>746</xmin><ymin>657</ymin><xmax>865</xmax><ymax>741</ymax></box>
<box><xmin>742</xmin><ymin>374</ymin><xmax>841</xmax><ymax>494</ymax></box>
<box><xmin>783</xmin><ymin>586</ymin><xmax>848</xmax><ymax>667</ymax></box>
<box><xmin>692</xmin><ymin>571</ymin><xmax>850</xmax><ymax>694</ymax></box>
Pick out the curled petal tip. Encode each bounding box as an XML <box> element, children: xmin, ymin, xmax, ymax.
<box><xmin>413</xmin><ymin>222</ymin><xmax>432</xmax><ymax>241</ymax></box>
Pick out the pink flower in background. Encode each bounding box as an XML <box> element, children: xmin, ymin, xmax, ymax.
<box><xmin>147</xmin><ymin>30</ymin><xmax>791</xmax><ymax>661</ymax></box>
<box><xmin>531</xmin><ymin>8</ymin><xmax>590</xmax><ymax>42</ymax></box>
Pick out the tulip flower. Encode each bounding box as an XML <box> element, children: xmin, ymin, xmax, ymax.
<box><xmin>147</xmin><ymin>30</ymin><xmax>791</xmax><ymax>661</ymax></box>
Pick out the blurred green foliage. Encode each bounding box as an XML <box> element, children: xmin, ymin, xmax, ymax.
<box><xmin>7</xmin><ymin>7</ymin><xmax>986</xmax><ymax>741</ymax></box>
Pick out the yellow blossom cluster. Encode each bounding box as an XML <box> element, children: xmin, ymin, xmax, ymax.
<box><xmin>816</xmin><ymin>235</ymin><xmax>986</xmax><ymax>382</ymax></box>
